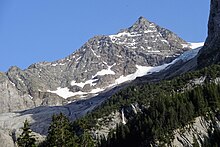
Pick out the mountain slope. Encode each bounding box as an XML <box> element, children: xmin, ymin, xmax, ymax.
<box><xmin>0</xmin><ymin>17</ymin><xmax>191</xmax><ymax>113</ymax></box>
<box><xmin>14</xmin><ymin>0</ymin><xmax>220</xmax><ymax>146</ymax></box>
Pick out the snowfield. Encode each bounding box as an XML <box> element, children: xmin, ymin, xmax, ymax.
<box><xmin>48</xmin><ymin>42</ymin><xmax>204</xmax><ymax>99</ymax></box>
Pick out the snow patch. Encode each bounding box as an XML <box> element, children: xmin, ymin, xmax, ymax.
<box><xmin>93</xmin><ymin>64</ymin><xmax>116</xmax><ymax>77</ymax></box>
<box><xmin>48</xmin><ymin>87</ymin><xmax>105</xmax><ymax>99</ymax></box>
<box><xmin>161</xmin><ymin>39</ymin><xmax>169</xmax><ymax>44</ymax></box>
<box><xmin>175</xmin><ymin>47</ymin><xmax>201</xmax><ymax>62</ymax></box>
<box><xmin>147</xmin><ymin>50</ymin><xmax>160</xmax><ymax>53</ymax></box>
<box><xmin>28</xmin><ymin>95</ymin><xmax>34</xmax><ymax>100</ymax></box>
<box><xmin>109</xmin><ymin>32</ymin><xmax>141</xmax><ymax>38</ymax></box>
<box><xmin>9</xmin><ymin>81</ymin><xmax>16</xmax><ymax>87</ymax></box>
<box><xmin>109</xmin><ymin>64</ymin><xmax>169</xmax><ymax>87</ymax></box>
<box><xmin>71</xmin><ymin>79</ymin><xmax>98</xmax><ymax>88</ymax></box>
<box><xmin>117</xmin><ymin>55</ymin><xmax>122</xmax><ymax>58</ymax></box>
<box><xmin>76</xmin><ymin>56</ymin><xmax>82</xmax><ymax>61</ymax></box>
<box><xmin>51</xmin><ymin>63</ymin><xmax>66</xmax><ymax>66</ymax></box>
<box><xmin>189</xmin><ymin>42</ymin><xmax>204</xmax><ymax>49</ymax></box>
<box><xmin>144</xmin><ymin>30</ymin><xmax>155</xmax><ymax>33</ymax></box>
<box><xmin>109</xmin><ymin>31</ymin><xmax>142</xmax><ymax>43</ymax></box>
<box><xmin>90</xmin><ymin>88</ymin><xmax>105</xmax><ymax>94</ymax></box>
<box><xmin>108</xmin><ymin>42</ymin><xmax>204</xmax><ymax>88</ymax></box>
<box><xmin>181</xmin><ymin>43</ymin><xmax>190</xmax><ymax>48</ymax></box>
<box><xmin>91</xmin><ymin>48</ymin><xmax>101</xmax><ymax>58</ymax></box>
<box><xmin>47</xmin><ymin>87</ymin><xmax>87</xmax><ymax>99</ymax></box>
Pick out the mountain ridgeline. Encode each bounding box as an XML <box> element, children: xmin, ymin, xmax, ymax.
<box><xmin>49</xmin><ymin>64</ymin><xmax>220</xmax><ymax>147</ymax></box>
<box><xmin>40</xmin><ymin>0</ymin><xmax>220</xmax><ymax>146</ymax></box>
<box><xmin>0</xmin><ymin>0</ymin><xmax>220</xmax><ymax>146</ymax></box>
<box><xmin>0</xmin><ymin>17</ymin><xmax>190</xmax><ymax>113</ymax></box>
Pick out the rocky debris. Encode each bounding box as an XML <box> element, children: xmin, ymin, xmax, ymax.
<box><xmin>171</xmin><ymin>116</ymin><xmax>220</xmax><ymax>147</ymax></box>
<box><xmin>91</xmin><ymin>103</ymin><xmax>142</xmax><ymax>139</ymax></box>
<box><xmin>0</xmin><ymin>0</ymin><xmax>217</xmax><ymax>145</ymax></box>
<box><xmin>92</xmin><ymin>111</ymin><xmax>123</xmax><ymax>138</ymax></box>
<box><xmin>0</xmin><ymin>130</ymin><xmax>15</xmax><ymax>147</ymax></box>
<box><xmin>0</xmin><ymin>72</ymin><xmax>35</xmax><ymax>113</ymax></box>
<box><xmin>0</xmin><ymin>84</ymin><xmax>124</xmax><ymax>146</ymax></box>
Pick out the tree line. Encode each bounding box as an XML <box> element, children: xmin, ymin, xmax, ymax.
<box><xmin>17</xmin><ymin>64</ymin><xmax>220</xmax><ymax>146</ymax></box>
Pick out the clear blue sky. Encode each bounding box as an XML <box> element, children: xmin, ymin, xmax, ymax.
<box><xmin>0</xmin><ymin>0</ymin><xmax>210</xmax><ymax>71</ymax></box>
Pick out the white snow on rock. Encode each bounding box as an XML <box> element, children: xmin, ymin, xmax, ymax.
<box><xmin>144</xmin><ymin>30</ymin><xmax>155</xmax><ymax>33</ymax></box>
<box><xmin>174</xmin><ymin>42</ymin><xmax>204</xmax><ymax>62</ymax></box>
<box><xmin>91</xmin><ymin>48</ymin><xmax>101</xmax><ymax>58</ymax></box>
<box><xmin>93</xmin><ymin>64</ymin><xmax>116</xmax><ymax>77</ymax></box>
<box><xmin>48</xmin><ymin>87</ymin><xmax>86</xmax><ymax>99</ymax></box>
<box><xmin>147</xmin><ymin>50</ymin><xmax>160</xmax><ymax>53</ymax></box>
<box><xmin>48</xmin><ymin>87</ymin><xmax>105</xmax><ymax>99</ymax></box>
<box><xmin>108</xmin><ymin>64</ymin><xmax>169</xmax><ymax>87</ymax></box>
<box><xmin>50</xmin><ymin>42</ymin><xmax>204</xmax><ymax>100</ymax></box>
<box><xmin>71</xmin><ymin>79</ymin><xmax>98</xmax><ymax>88</ymax></box>
<box><xmin>71</xmin><ymin>65</ymin><xmax>116</xmax><ymax>89</ymax></box>
<box><xmin>108</xmin><ymin>42</ymin><xmax>204</xmax><ymax>87</ymax></box>
<box><xmin>181</xmin><ymin>43</ymin><xmax>190</xmax><ymax>48</ymax></box>
<box><xmin>182</xmin><ymin>42</ymin><xmax>204</xmax><ymax>49</ymax></box>
<box><xmin>109</xmin><ymin>32</ymin><xmax>141</xmax><ymax>39</ymax></box>
<box><xmin>161</xmin><ymin>39</ymin><xmax>169</xmax><ymax>44</ymax></box>
<box><xmin>189</xmin><ymin>42</ymin><xmax>204</xmax><ymax>49</ymax></box>
<box><xmin>90</xmin><ymin>88</ymin><xmax>105</xmax><ymax>94</ymax></box>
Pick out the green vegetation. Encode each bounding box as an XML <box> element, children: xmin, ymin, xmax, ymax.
<box><xmin>99</xmin><ymin>82</ymin><xmax>220</xmax><ymax>146</ymax></box>
<box><xmin>40</xmin><ymin>113</ymin><xmax>95</xmax><ymax>147</ymax></box>
<box><xmin>17</xmin><ymin>119</ymin><xmax>36</xmax><ymax>147</ymax></box>
<box><xmin>18</xmin><ymin>64</ymin><xmax>220</xmax><ymax>146</ymax></box>
<box><xmin>76</xmin><ymin>64</ymin><xmax>220</xmax><ymax>146</ymax></box>
<box><xmin>45</xmin><ymin>113</ymin><xmax>78</xmax><ymax>147</ymax></box>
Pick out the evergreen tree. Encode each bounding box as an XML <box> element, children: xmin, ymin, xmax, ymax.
<box><xmin>17</xmin><ymin>119</ymin><xmax>36</xmax><ymax>147</ymax></box>
<box><xmin>79</xmin><ymin>131</ymin><xmax>95</xmax><ymax>147</ymax></box>
<box><xmin>46</xmin><ymin>113</ymin><xmax>78</xmax><ymax>147</ymax></box>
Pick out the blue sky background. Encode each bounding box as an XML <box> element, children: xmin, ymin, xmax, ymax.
<box><xmin>0</xmin><ymin>0</ymin><xmax>210</xmax><ymax>71</ymax></box>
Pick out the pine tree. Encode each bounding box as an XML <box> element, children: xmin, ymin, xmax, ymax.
<box><xmin>17</xmin><ymin>119</ymin><xmax>36</xmax><ymax>147</ymax></box>
<box><xmin>46</xmin><ymin>113</ymin><xmax>78</xmax><ymax>147</ymax></box>
<box><xmin>80</xmin><ymin>131</ymin><xmax>95</xmax><ymax>147</ymax></box>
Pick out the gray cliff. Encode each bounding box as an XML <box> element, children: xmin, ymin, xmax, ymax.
<box><xmin>0</xmin><ymin>17</ymin><xmax>189</xmax><ymax>113</ymax></box>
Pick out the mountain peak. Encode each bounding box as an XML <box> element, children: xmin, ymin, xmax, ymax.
<box><xmin>137</xmin><ymin>16</ymin><xmax>150</xmax><ymax>23</ymax></box>
<box><xmin>127</xmin><ymin>16</ymin><xmax>154</xmax><ymax>33</ymax></box>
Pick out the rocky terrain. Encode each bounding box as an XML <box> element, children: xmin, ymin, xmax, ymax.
<box><xmin>0</xmin><ymin>15</ymin><xmax>204</xmax><ymax>146</ymax></box>
<box><xmin>198</xmin><ymin>0</ymin><xmax>220</xmax><ymax>67</ymax></box>
<box><xmin>0</xmin><ymin>17</ymin><xmax>191</xmax><ymax>114</ymax></box>
<box><xmin>7</xmin><ymin>0</ymin><xmax>220</xmax><ymax>144</ymax></box>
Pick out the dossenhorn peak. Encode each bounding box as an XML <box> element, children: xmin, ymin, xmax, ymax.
<box><xmin>127</xmin><ymin>16</ymin><xmax>153</xmax><ymax>32</ymax></box>
<box><xmin>0</xmin><ymin>16</ymin><xmax>205</xmax><ymax>146</ymax></box>
<box><xmin>0</xmin><ymin>17</ymin><xmax>193</xmax><ymax>113</ymax></box>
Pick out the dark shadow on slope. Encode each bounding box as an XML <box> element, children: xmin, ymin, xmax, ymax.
<box><xmin>17</xmin><ymin>84</ymin><xmax>126</xmax><ymax>135</ymax></box>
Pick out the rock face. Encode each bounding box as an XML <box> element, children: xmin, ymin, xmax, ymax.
<box><xmin>0</xmin><ymin>15</ymin><xmax>208</xmax><ymax>146</ymax></box>
<box><xmin>171</xmin><ymin>116</ymin><xmax>220</xmax><ymax>147</ymax></box>
<box><xmin>0</xmin><ymin>17</ymin><xmax>190</xmax><ymax>113</ymax></box>
<box><xmin>198</xmin><ymin>0</ymin><xmax>220</xmax><ymax>67</ymax></box>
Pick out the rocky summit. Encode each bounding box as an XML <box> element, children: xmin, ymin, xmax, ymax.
<box><xmin>0</xmin><ymin>15</ymin><xmax>208</xmax><ymax>146</ymax></box>
<box><xmin>0</xmin><ymin>17</ymin><xmax>191</xmax><ymax>114</ymax></box>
